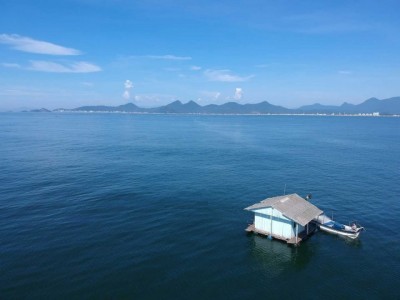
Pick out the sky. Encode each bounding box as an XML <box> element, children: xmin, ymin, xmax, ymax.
<box><xmin>1</xmin><ymin>0</ymin><xmax>400</xmax><ymax>110</ymax></box>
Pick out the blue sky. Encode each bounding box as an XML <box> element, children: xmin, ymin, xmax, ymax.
<box><xmin>1</xmin><ymin>0</ymin><xmax>400</xmax><ymax>110</ymax></box>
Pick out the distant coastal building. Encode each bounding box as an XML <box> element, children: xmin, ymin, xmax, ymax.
<box><xmin>245</xmin><ymin>194</ymin><xmax>323</xmax><ymax>245</ymax></box>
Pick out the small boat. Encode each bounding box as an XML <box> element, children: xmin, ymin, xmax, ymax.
<box><xmin>313</xmin><ymin>214</ymin><xmax>364</xmax><ymax>239</ymax></box>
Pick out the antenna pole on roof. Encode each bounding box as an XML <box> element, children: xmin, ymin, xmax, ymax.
<box><xmin>283</xmin><ymin>184</ymin><xmax>286</xmax><ymax>195</ymax></box>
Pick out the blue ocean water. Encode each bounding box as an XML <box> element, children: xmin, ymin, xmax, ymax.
<box><xmin>1</xmin><ymin>113</ymin><xmax>399</xmax><ymax>299</ymax></box>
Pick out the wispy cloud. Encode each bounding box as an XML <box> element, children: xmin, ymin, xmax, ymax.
<box><xmin>338</xmin><ymin>70</ymin><xmax>352</xmax><ymax>75</ymax></box>
<box><xmin>0</xmin><ymin>87</ymin><xmax>48</xmax><ymax>96</ymax></box>
<box><xmin>1</xmin><ymin>62</ymin><xmax>21</xmax><ymax>69</ymax></box>
<box><xmin>190</xmin><ymin>65</ymin><xmax>202</xmax><ymax>71</ymax></box>
<box><xmin>29</xmin><ymin>61</ymin><xmax>101</xmax><ymax>73</ymax></box>
<box><xmin>204</xmin><ymin>69</ymin><xmax>253</xmax><ymax>82</ymax></box>
<box><xmin>1</xmin><ymin>60</ymin><xmax>101</xmax><ymax>73</ymax></box>
<box><xmin>0</xmin><ymin>34</ymin><xmax>81</xmax><ymax>55</ymax></box>
<box><xmin>145</xmin><ymin>54</ymin><xmax>192</xmax><ymax>60</ymax></box>
<box><xmin>2</xmin><ymin>60</ymin><xmax>101</xmax><ymax>73</ymax></box>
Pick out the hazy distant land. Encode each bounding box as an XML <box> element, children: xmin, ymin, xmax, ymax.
<box><xmin>30</xmin><ymin>96</ymin><xmax>400</xmax><ymax>115</ymax></box>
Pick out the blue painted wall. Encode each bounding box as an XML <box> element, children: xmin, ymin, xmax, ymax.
<box><xmin>253</xmin><ymin>207</ymin><xmax>304</xmax><ymax>239</ymax></box>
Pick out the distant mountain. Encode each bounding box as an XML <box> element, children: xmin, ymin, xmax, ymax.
<box><xmin>201</xmin><ymin>101</ymin><xmax>290</xmax><ymax>114</ymax></box>
<box><xmin>70</xmin><ymin>102</ymin><xmax>143</xmax><ymax>112</ymax></box>
<box><xmin>298</xmin><ymin>97</ymin><xmax>400</xmax><ymax>114</ymax></box>
<box><xmin>30</xmin><ymin>108</ymin><xmax>51</xmax><ymax>112</ymax></box>
<box><xmin>66</xmin><ymin>100</ymin><xmax>291</xmax><ymax>114</ymax></box>
<box><xmin>150</xmin><ymin>100</ymin><xmax>203</xmax><ymax>113</ymax></box>
<box><xmin>117</xmin><ymin>103</ymin><xmax>143</xmax><ymax>112</ymax></box>
<box><xmin>45</xmin><ymin>96</ymin><xmax>400</xmax><ymax>115</ymax></box>
<box><xmin>71</xmin><ymin>105</ymin><xmax>115</xmax><ymax>112</ymax></box>
<box><xmin>352</xmin><ymin>97</ymin><xmax>400</xmax><ymax>114</ymax></box>
<box><xmin>296</xmin><ymin>103</ymin><xmax>342</xmax><ymax>113</ymax></box>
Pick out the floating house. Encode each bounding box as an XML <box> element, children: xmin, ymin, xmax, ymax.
<box><xmin>245</xmin><ymin>193</ymin><xmax>323</xmax><ymax>245</ymax></box>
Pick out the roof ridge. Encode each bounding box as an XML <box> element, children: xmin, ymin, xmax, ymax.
<box><xmin>244</xmin><ymin>193</ymin><xmax>323</xmax><ymax>226</ymax></box>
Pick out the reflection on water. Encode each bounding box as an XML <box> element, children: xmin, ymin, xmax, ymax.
<box><xmin>318</xmin><ymin>230</ymin><xmax>363</xmax><ymax>248</ymax></box>
<box><xmin>249</xmin><ymin>235</ymin><xmax>313</xmax><ymax>277</ymax></box>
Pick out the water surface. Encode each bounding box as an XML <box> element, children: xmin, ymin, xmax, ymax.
<box><xmin>1</xmin><ymin>113</ymin><xmax>399</xmax><ymax>299</ymax></box>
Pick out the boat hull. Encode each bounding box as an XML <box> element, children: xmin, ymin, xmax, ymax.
<box><xmin>317</xmin><ymin>223</ymin><xmax>360</xmax><ymax>239</ymax></box>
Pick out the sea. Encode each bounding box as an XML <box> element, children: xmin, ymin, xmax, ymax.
<box><xmin>1</xmin><ymin>113</ymin><xmax>399</xmax><ymax>299</ymax></box>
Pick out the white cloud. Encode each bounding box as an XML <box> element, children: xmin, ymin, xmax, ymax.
<box><xmin>204</xmin><ymin>69</ymin><xmax>253</xmax><ymax>82</ymax></box>
<box><xmin>123</xmin><ymin>90</ymin><xmax>130</xmax><ymax>100</ymax></box>
<box><xmin>123</xmin><ymin>80</ymin><xmax>133</xmax><ymax>100</ymax></box>
<box><xmin>0</xmin><ymin>34</ymin><xmax>81</xmax><ymax>55</ymax></box>
<box><xmin>145</xmin><ymin>54</ymin><xmax>192</xmax><ymax>60</ymax></box>
<box><xmin>190</xmin><ymin>65</ymin><xmax>202</xmax><ymax>71</ymax></box>
<box><xmin>124</xmin><ymin>79</ymin><xmax>133</xmax><ymax>89</ymax></box>
<box><xmin>234</xmin><ymin>88</ymin><xmax>243</xmax><ymax>100</ymax></box>
<box><xmin>27</xmin><ymin>60</ymin><xmax>101</xmax><ymax>73</ymax></box>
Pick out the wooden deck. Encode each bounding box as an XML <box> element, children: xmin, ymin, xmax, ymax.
<box><xmin>245</xmin><ymin>222</ymin><xmax>317</xmax><ymax>246</ymax></box>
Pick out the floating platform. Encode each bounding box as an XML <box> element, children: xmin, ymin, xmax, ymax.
<box><xmin>245</xmin><ymin>222</ymin><xmax>317</xmax><ymax>245</ymax></box>
<box><xmin>244</xmin><ymin>193</ymin><xmax>323</xmax><ymax>246</ymax></box>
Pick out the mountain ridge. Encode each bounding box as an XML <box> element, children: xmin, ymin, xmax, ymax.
<box><xmin>46</xmin><ymin>96</ymin><xmax>400</xmax><ymax>115</ymax></box>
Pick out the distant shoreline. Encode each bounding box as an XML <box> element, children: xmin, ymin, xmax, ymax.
<box><xmin>19</xmin><ymin>111</ymin><xmax>400</xmax><ymax>117</ymax></box>
<box><xmin>15</xmin><ymin>96</ymin><xmax>400</xmax><ymax>115</ymax></box>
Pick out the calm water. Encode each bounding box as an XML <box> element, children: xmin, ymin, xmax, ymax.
<box><xmin>1</xmin><ymin>113</ymin><xmax>399</xmax><ymax>299</ymax></box>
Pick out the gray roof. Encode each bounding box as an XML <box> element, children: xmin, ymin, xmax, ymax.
<box><xmin>244</xmin><ymin>193</ymin><xmax>323</xmax><ymax>226</ymax></box>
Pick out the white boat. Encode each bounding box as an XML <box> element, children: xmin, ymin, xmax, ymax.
<box><xmin>313</xmin><ymin>214</ymin><xmax>364</xmax><ymax>239</ymax></box>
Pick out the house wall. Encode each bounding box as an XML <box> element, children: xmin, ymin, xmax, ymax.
<box><xmin>253</xmin><ymin>207</ymin><xmax>306</xmax><ymax>239</ymax></box>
